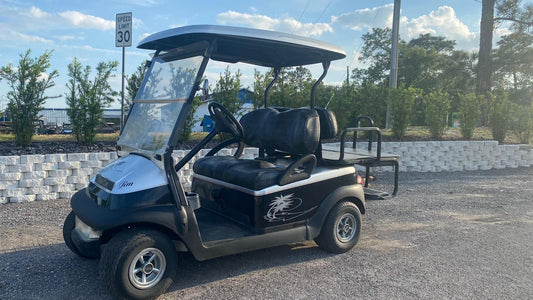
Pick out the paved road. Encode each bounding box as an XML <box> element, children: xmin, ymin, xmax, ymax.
<box><xmin>1</xmin><ymin>167</ymin><xmax>532</xmax><ymax>299</ymax></box>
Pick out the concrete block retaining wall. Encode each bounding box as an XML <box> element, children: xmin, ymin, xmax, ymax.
<box><xmin>1</xmin><ymin>141</ymin><xmax>532</xmax><ymax>204</ymax></box>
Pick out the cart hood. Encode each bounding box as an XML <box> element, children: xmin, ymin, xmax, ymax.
<box><xmin>91</xmin><ymin>154</ymin><xmax>168</xmax><ymax>195</ymax></box>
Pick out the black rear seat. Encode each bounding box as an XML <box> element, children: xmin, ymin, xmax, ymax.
<box><xmin>193</xmin><ymin>108</ymin><xmax>320</xmax><ymax>190</ymax></box>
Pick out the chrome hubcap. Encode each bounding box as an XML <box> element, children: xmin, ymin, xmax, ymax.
<box><xmin>128</xmin><ymin>248</ymin><xmax>166</xmax><ymax>289</ymax></box>
<box><xmin>336</xmin><ymin>213</ymin><xmax>356</xmax><ymax>243</ymax></box>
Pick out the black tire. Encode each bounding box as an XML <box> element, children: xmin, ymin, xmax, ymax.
<box><xmin>63</xmin><ymin>211</ymin><xmax>96</xmax><ymax>259</ymax></box>
<box><xmin>99</xmin><ymin>229</ymin><xmax>178</xmax><ymax>300</ymax></box>
<box><xmin>314</xmin><ymin>201</ymin><xmax>362</xmax><ymax>254</ymax></box>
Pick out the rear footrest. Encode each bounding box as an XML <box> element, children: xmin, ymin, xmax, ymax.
<box><xmin>364</xmin><ymin>187</ymin><xmax>391</xmax><ymax>200</ymax></box>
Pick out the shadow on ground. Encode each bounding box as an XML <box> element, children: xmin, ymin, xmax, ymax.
<box><xmin>0</xmin><ymin>240</ymin><xmax>332</xmax><ymax>299</ymax></box>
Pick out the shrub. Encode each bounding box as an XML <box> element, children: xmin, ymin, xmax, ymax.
<box><xmin>353</xmin><ymin>83</ymin><xmax>388</xmax><ymax>128</ymax></box>
<box><xmin>509</xmin><ymin>102</ymin><xmax>533</xmax><ymax>144</ymax></box>
<box><xmin>66</xmin><ymin>58</ymin><xmax>119</xmax><ymax>145</ymax></box>
<box><xmin>0</xmin><ymin>50</ymin><xmax>58</xmax><ymax>147</ymax></box>
<box><xmin>424</xmin><ymin>91</ymin><xmax>451</xmax><ymax>139</ymax></box>
<box><xmin>390</xmin><ymin>87</ymin><xmax>420</xmax><ymax>140</ymax></box>
<box><xmin>458</xmin><ymin>93</ymin><xmax>481</xmax><ymax>140</ymax></box>
<box><xmin>489</xmin><ymin>93</ymin><xmax>511</xmax><ymax>144</ymax></box>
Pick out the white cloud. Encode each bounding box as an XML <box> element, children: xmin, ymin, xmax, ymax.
<box><xmin>25</xmin><ymin>6</ymin><xmax>50</xmax><ymax>19</ymax></box>
<box><xmin>54</xmin><ymin>35</ymin><xmax>84</xmax><ymax>41</ymax></box>
<box><xmin>332</xmin><ymin>4</ymin><xmax>394</xmax><ymax>31</ymax></box>
<box><xmin>0</xmin><ymin>6</ymin><xmax>117</xmax><ymax>32</ymax></box>
<box><xmin>59</xmin><ymin>11</ymin><xmax>115</xmax><ymax>31</ymax></box>
<box><xmin>132</xmin><ymin>18</ymin><xmax>144</xmax><ymax>29</ymax></box>
<box><xmin>139</xmin><ymin>32</ymin><xmax>152</xmax><ymax>41</ymax></box>
<box><xmin>402</xmin><ymin>6</ymin><xmax>475</xmax><ymax>41</ymax></box>
<box><xmin>332</xmin><ymin>5</ymin><xmax>478</xmax><ymax>51</ymax></box>
<box><xmin>216</xmin><ymin>10</ymin><xmax>332</xmax><ymax>37</ymax></box>
<box><xmin>0</xmin><ymin>27</ymin><xmax>53</xmax><ymax>44</ymax></box>
<box><xmin>68</xmin><ymin>45</ymin><xmax>150</xmax><ymax>58</ymax></box>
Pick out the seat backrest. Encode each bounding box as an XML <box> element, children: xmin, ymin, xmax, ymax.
<box><xmin>240</xmin><ymin>108</ymin><xmax>320</xmax><ymax>155</ymax></box>
<box><xmin>314</xmin><ymin>107</ymin><xmax>338</xmax><ymax>140</ymax></box>
<box><xmin>272</xmin><ymin>107</ymin><xmax>337</xmax><ymax>140</ymax></box>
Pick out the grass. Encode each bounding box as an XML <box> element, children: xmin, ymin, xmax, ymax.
<box><xmin>0</xmin><ymin>127</ymin><xmax>529</xmax><ymax>145</ymax></box>
<box><xmin>0</xmin><ymin>132</ymin><xmax>119</xmax><ymax>143</ymax></box>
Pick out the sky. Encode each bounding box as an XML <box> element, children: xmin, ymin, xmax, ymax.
<box><xmin>0</xmin><ymin>0</ymin><xmax>512</xmax><ymax>109</ymax></box>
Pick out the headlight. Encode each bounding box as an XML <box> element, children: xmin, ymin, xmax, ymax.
<box><xmin>75</xmin><ymin>217</ymin><xmax>102</xmax><ymax>239</ymax></box>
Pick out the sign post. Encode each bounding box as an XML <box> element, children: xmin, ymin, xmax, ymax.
<box><xmin>116</xmin><ymin>12</ymin><xmax>132</xmax><ymax>131</ymax></box>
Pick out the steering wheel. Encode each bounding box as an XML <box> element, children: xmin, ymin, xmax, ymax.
<box><xmin>208</xmin><ymin>102</ymin><xmax>244</xmax><ymax>139</ymax></box>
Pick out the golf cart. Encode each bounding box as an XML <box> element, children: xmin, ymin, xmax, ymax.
<box><xmin>64</xmin><ymin>25</ymin><xmax>381</xmax><ymax>300</ymax></box>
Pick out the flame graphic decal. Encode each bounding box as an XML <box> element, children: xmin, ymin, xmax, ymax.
<box><xmin>264</xmin><ymin>193</ymin><xmax>317</xmax><ymax>222</ymax></box>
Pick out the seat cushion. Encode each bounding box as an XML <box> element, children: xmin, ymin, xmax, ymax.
<box><xmin>193</xmin><ymin>156</ymin><xmax>285</xmax><ymax>190</ymax></box>
<box><xmin>240</xmin><ymin>108</ymin><xmax>320</xmax><ymax>155</ymax></box>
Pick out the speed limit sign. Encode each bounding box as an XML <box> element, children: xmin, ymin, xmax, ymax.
<box><xmin>116</xmin><ymin>12</ymin><xmax>132</xmax><ymax>47</ymax></box>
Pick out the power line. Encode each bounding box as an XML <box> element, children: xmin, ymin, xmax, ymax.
<box><xmin>306</xmin><ymin>0</ymin><xmax>332</xmax><ymax>37</ymax></box>
<box><xmin>348</xmin><ymin>6</ymin><xmax>383</xmax><ymax>68</ymax></box>
<box><xmin>291</xmin><ymin>0</ymin><xmax>312</xmax><ymax>34</ymax></box>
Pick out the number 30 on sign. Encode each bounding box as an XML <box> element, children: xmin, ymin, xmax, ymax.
<box><xmin>116</xmin><ymin>12</ymin><xmax>132</xmax><ymax>47</ymax></box>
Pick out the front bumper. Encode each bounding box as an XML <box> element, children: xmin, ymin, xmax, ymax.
<box><xmin>70</xmin><ymin>188</ymin><xmax>182</xmax><ymax>239</ymax></box>
<box><xmin>71</xmin><ymin>224</ymin><xmax>101</xmax><ymax>258</ymax></box>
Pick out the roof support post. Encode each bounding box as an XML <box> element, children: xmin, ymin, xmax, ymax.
<box><xmin>264</xmin><ymin>67</ymin><xmax>280</xmax><ymax>108</ymax></box>
<box><xmin>311</xmin><ymin>61</ymin><xmax>330</xmax><ymax>109</ymax></box>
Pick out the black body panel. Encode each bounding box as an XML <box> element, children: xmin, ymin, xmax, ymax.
<box><xmin>71</xmin><ymin>189</ymin><xmax>180</xmax><ymax>233</ymax></box>
<box><xmin>71</xmin><ymin>228</ymin><xmax>100</xmax><ymax>257</ymax></box>
<box><xmin>191</xmin><ymin>171</ymin><xmax>358</xmax><ymax>231</ymax></box>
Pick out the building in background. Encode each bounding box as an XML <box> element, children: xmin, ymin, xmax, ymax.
<box><xmin>38</xmin><ymin>108</ymin><xmax>121</xmax><ymax>126</ymax></box>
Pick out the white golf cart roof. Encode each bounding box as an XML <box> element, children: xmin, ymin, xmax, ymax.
<box><xmin>138</xmin><ymin>25</ymin><xmax>346</xmax><ymax>67</ymax></box>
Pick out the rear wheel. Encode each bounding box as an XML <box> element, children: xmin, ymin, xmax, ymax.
<box><xmin>63</xmin><ymin>211</ymin><xmax>96</xmax><ymax>259</ymax></box>
<box><xmin>99</xmin><ymin>229</ymin><xmax>177</xmax><ymax>300</ymax></box>
<box><xmin>315</xmin><ymin>201</ymin><xmax>361</xmax><ymax>253</ymax></box>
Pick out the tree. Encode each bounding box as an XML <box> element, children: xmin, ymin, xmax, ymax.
<box><xmin>252</xmin><ymin>68</ymin><xmax>273</xmax><ymax>109</ymax></box>
<box><xmin>477</xmin><ymin>0</ymin><xmax>497</xmax><ymax>99</ymax></box>
<box><xmin>353</xmin><ymin>30</ymin><xmax>473</xmax><ymax>100</ymax></box>
<box><xmin>493</xmin><ymin>31</ymin><xmax>533</xmax><ymax>105</ymax></box>
<box><xmin>125</xmin><ymin>60</ymin><xmax>148</xmax><ymax>113</ymax></box>
<box><xmin>0</xmin><ymin>49</ymin><xmax>58</xmax><ymax>147</ymax></box>
<box><xmin>66</xmin><ymin>58</ymin><xmax>119</xmax><ymax>145</ymax></box>
<box><xmin>179</xmin><ymin>96</ymin><xmax>202</xmax><ymax>143</ymax></box>
<box><xmin>324</xmin><ymin>81</ymin><xmax>356</xmax><ymax>130</ymax></box>
<box><xmin>352</xmin><ymin>27</ymin><xmax>393</xmax><ymax>86</ymax></box>
<box><xmin>476</xmin><ymin>0</ymin><xmax>533</xmax><ymax>97</ymax></box>
<box><xmin>212</xmin><ymin>66</ymin><xmax>242</xmax><ymax>115</ymax></box>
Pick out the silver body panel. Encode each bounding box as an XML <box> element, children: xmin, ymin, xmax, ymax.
<box><xmin>91</xmin><ymin>155</ymin><xmax>168</xmax><ymax>194</ymax></box>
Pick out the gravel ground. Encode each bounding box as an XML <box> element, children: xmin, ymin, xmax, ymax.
<box><xmin>0</xmin><ymin>167</ymin><xmax>532</xmax><ymax>299</ymax></box>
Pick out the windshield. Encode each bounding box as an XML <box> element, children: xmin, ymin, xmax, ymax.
<box><xmin>118</xmin><ymin>52</ymin><xmax>204</xmax><ymax>154</ymax></box>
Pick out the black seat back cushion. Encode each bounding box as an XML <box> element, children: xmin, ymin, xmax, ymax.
<box><xmin>271</xmin><ymin>106</ymin><xmax>337</xmax><ymax>140</ymax></box>
<box><xmin>240</xmin><ymin>108</ymin><xmax>320</xmax><ymax>155</ymax></box>
<box><xmin>315</xmin><ymin>107</ymin><xmax>338</xmax><ymax>140</ymax></box>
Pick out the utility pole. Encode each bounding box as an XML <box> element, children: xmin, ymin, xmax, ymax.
<box><xmin>385</xmin><ymin>0</ymin><xmax>401</xmax><ymax>129</ymax></box>
<box><xmin>346</xmin><ymin>66</ymin><xmax>349</xmax><ymax>84</ymax></box>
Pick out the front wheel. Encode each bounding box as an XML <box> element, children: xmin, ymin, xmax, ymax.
<box><xmin>314</xmin><ymin>201</ymin><xmax>362</xmax><ymax>254</ymax></box>
<box><xmin>99</xmin><ymin>229</ymin><xmax>177</xmax><ymax>300</ymax></box>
